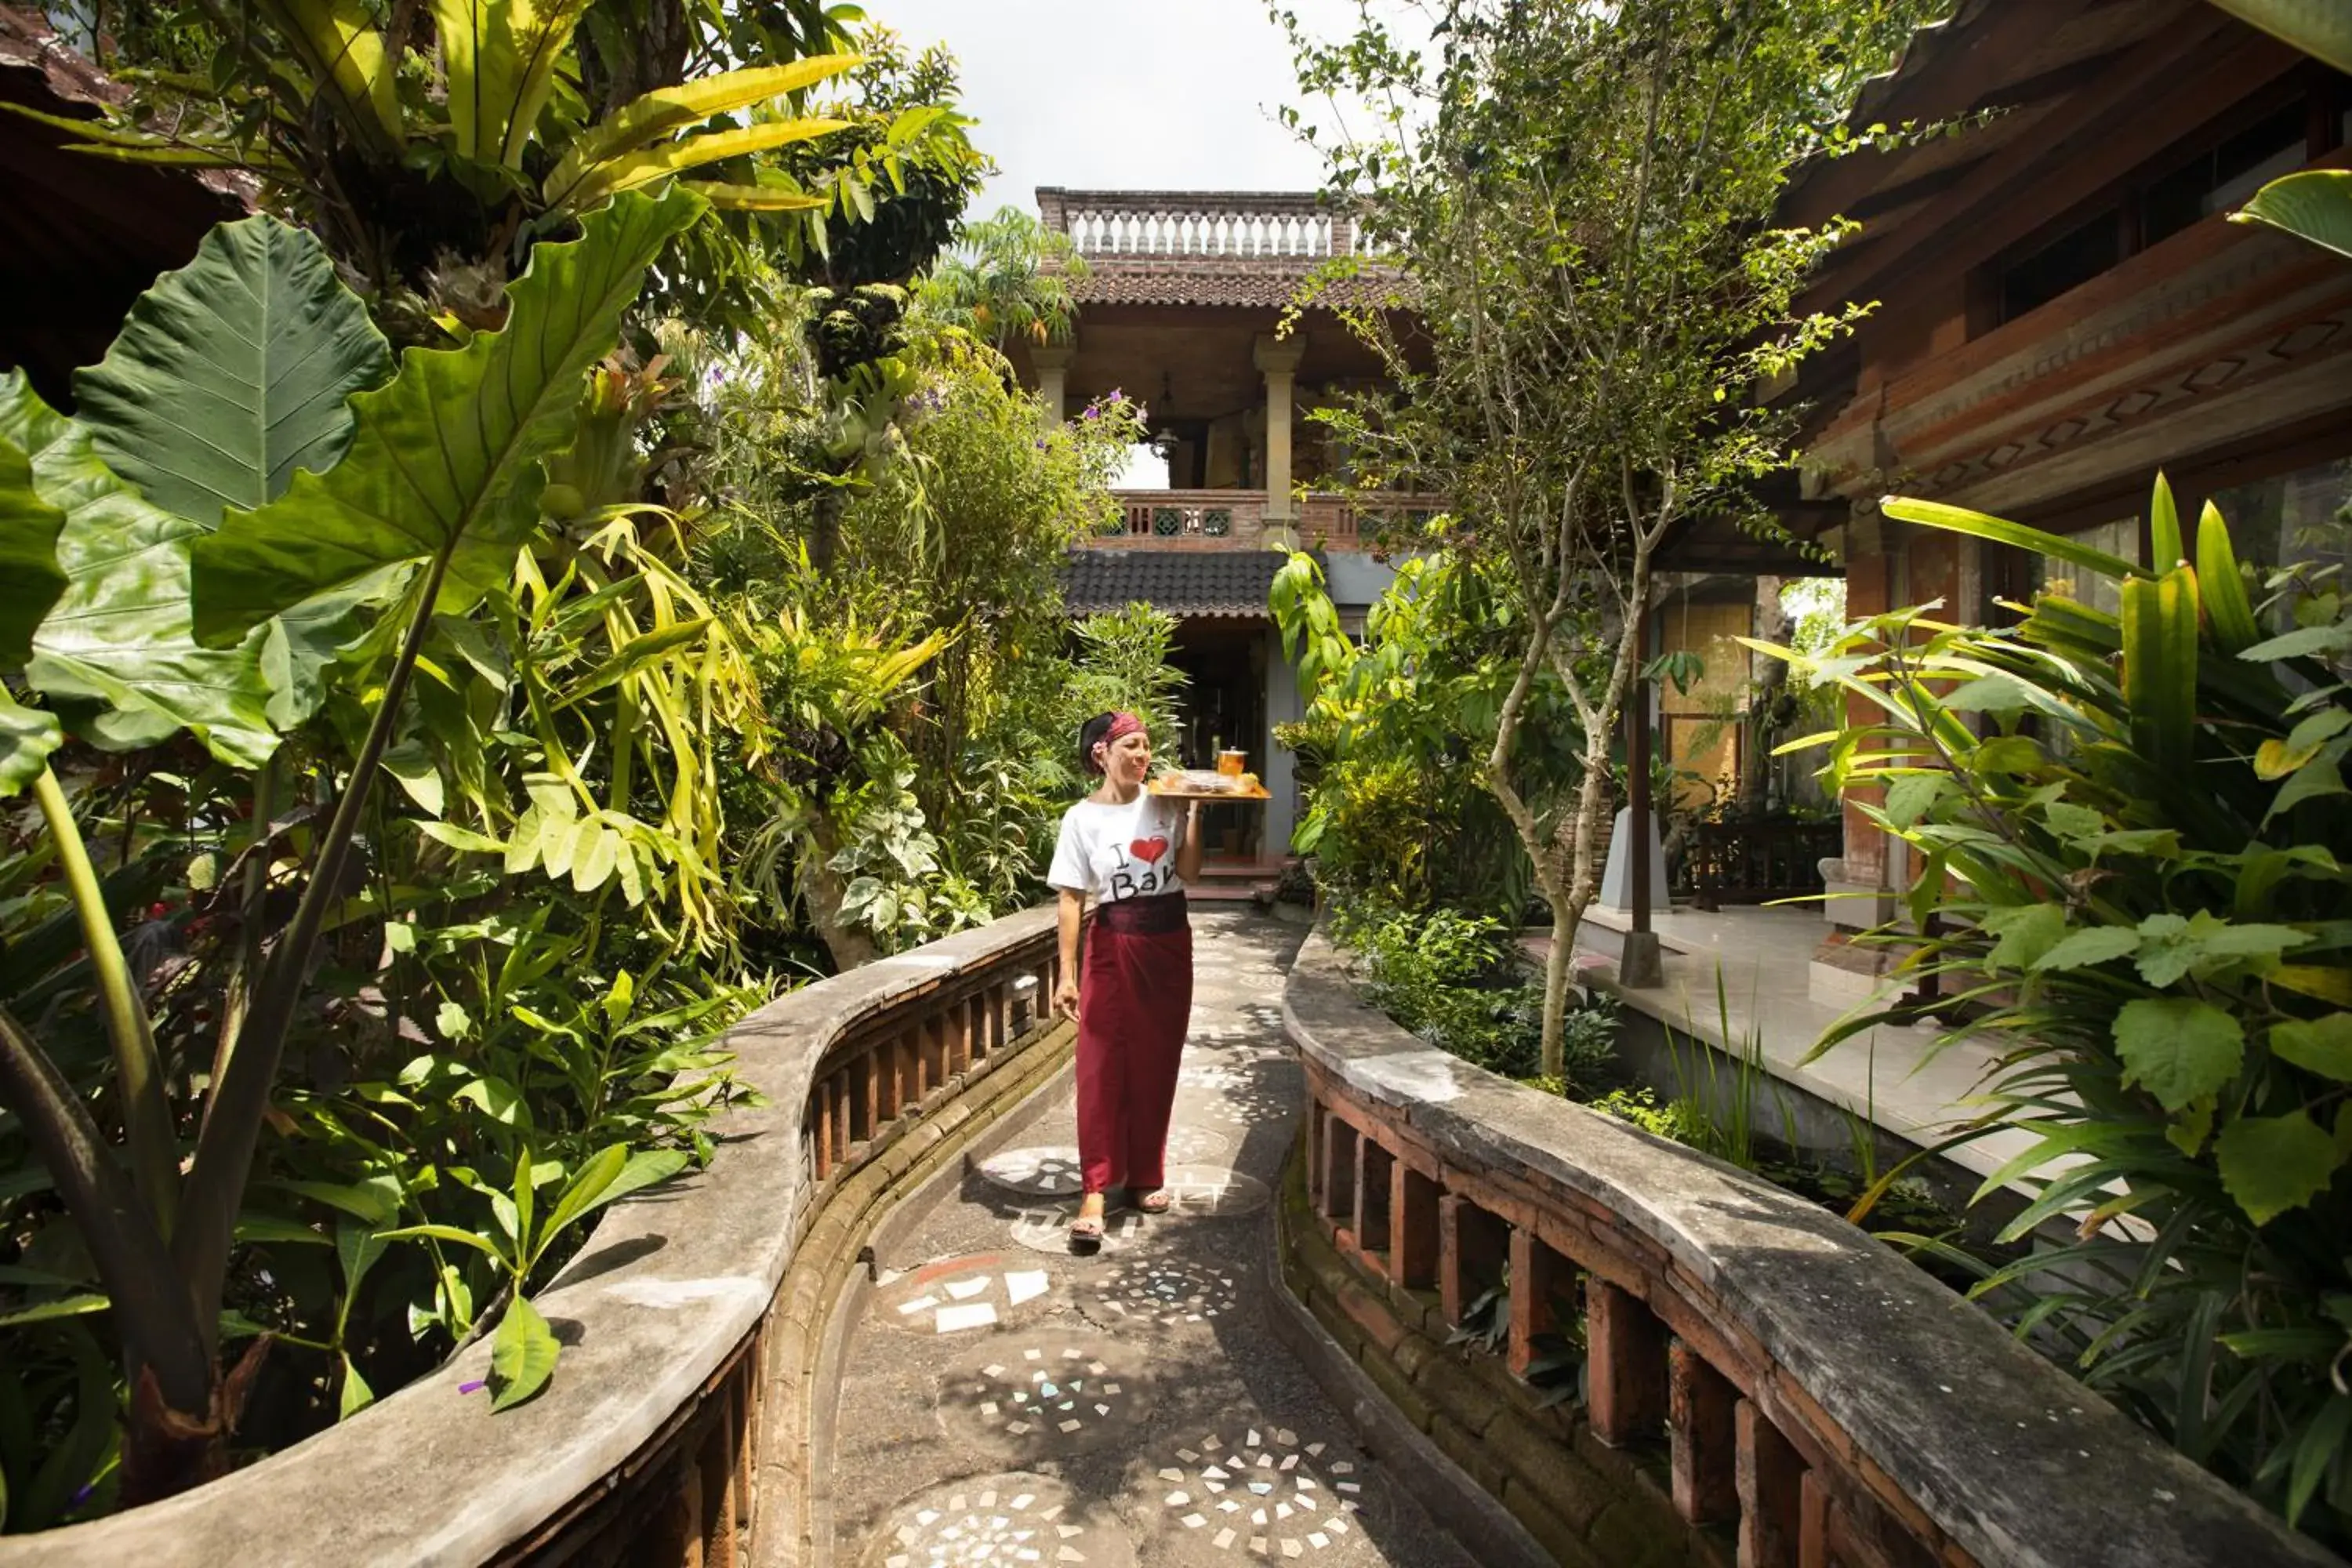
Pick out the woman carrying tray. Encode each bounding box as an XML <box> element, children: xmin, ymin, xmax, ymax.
<box><xmin>1048</xmin><ymin>710</ymin><xmax>1204</xmax><ymax>1253</ymax></box>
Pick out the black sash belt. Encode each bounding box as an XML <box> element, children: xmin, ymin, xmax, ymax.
<box><xmin>1091</xmin><ymin>891</ymin><xmax>1189</xmax><ymax>935</ymax></box>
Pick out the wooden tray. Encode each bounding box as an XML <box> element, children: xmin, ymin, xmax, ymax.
<box><xmin>1149</xmin><ymin>774</ymin><xmax>1272</xmax><ymax>800</ymax></box>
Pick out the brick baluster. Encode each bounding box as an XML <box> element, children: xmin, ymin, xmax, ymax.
<box><xmin>1737</xmin><ymin>1398</ymin><xmax>1806</xmax><ymax>1568</ymax></box>
<box><xmin>1587</xmin><ymin>1279</ymin><xmax>1669</xmax><ymax>1446</ymax></box>
<box><xmin>1669</xmin><ymin>1340</ymin><xmax>1740</xmax><ymax>1526</ymax></box>
<box><xmin>1506</xmin><ymin>1226</ymin><xmax>1568</xmax><ymax>1380</ymax></box>
<box><xmin>1392</xmin><ymin>1160</ymin><xmax>1439</xmax><ymax>1290</ymax></box>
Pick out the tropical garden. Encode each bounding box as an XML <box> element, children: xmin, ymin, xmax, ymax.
<box><xmin>0</xmin><ymin>0</ymin><xmax>1178</xmax><ymax>1528</ymax></box>
<box><xmin>1266</xmin><ymin>0</ymin><xmax>2352</xmax><ymax>1551</ymax></box>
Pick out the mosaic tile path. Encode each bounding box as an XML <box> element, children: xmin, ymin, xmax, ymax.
<box><xmin>826</xmin><ymin>912</ymin><xmax>1475</xmax><ymax>1568</ymax></box>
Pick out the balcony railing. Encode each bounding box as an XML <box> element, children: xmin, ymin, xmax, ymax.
<box><xmin>1092</xmin><ymin>490</ymin><xmax>1448</xmax><ymax>551</ymax></box>
<box><xmin>1038</xmin><ymin>188</ymin><xmax>1352</xmax><ymax>259</ymax></box>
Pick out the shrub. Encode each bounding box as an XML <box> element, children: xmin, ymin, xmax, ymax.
<box><xmin>1766</xmin><ymin>474</ymin><xmax>2352</xmax><ymax>1541</ymax></box>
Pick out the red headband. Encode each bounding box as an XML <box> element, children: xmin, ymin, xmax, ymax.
<box><xmin>1088</xmin><ymin>711</ymin><xmax>1146</xmax><ymax>774</ymax></box>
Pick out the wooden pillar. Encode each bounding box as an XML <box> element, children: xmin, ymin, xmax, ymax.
<box><xmin>1254</xmin><ymin>335</ymin><xmax>1305</xmax><ymax>520</ymax></box>
<box><xmin>1621</xmin><ymin>677</ymin><xmax>1664</xmax><ymax>986</ymax></box>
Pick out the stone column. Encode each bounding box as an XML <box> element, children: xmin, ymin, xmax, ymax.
<box><xmin>1253</xmin><ymin>334</ymin><xmax>1306</xmax><ymax>520</ymax></box>
<box><xmin>1031</xmin><ymin>344</ymin><xmax>1073</xmax><ymax>426</ymax></box>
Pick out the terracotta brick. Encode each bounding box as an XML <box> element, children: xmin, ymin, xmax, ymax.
<box><xmin>1429</xmin><ymin>1410</ymin><xmax>1510</xmax><ymax>1494</ymax></box>
<box><xmin>1334</xmin><ymin>1276</ymin><xmax>1410</xmax><ymax>1356</ymax></box>
<box><xmin>1736</xmin><ymin>1399</ymin><xmax>1805</xmax><ymax>1568</ymax></box>
<box><xmin>1485</xmin><ymin>1410</ymin><xmax>1616</xmax><ymax>1532</ymax></box>
<box><xmin>1855</xmin><ymin>1450</ymin><xmax>1943</xmax><ymax>1552</ymax></box>
<box><xmin>1798</xmin><ymin>1472</ymin><xmax>1829</xmax><ymax>1568</ymax></box>
<box><xmin>1439</xmin><ymin>1192</ymin><xmax>1509</xmax><ymax>1329</ymax></box>
<box><xmin>1508</xmin><ymin>1226</ymin><xmax>1570</xmax><ymax>1380</ymax></box>
<box><xmin>1588</xmin><ymin>1280</ymin><xmax>1670</xmax><ymax>1449</ymax></box>
<box><xmin>1649</xmin><ymin>1291</ymin><xmax>1759</xmax><ymax>1398</ymax></box>
<box><xmin>1760</xmin><ymin>1368</ymin><xmax>1855</xmax><ymax>1468</ymax></box>
<box><xmin>1413</xmin><ymin>1348</ymin><xmax>1507</xmax><ymax>1441</ymax></box>
<box><xmin>1670</xmin><ymin>1341</ymin><xmax>1740</xmax><ymax>1528</ymax></box>
<box><xmin>1355</xmin><ymin>1337</ymin><xmax>1437</xmax><ymax>1433</ymax></box>
<box><xmin>1393</xmin><ymin>1160</ymin><xmax>1440</xmax><ymax>1290</ymax></box>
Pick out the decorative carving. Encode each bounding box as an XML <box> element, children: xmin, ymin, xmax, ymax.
<box><xmin>1203</xmin><ymin>508</ymin><xmax>1232</xmax><ymax>537</ymax></box>
<box><xmin>1153</xmin><ymin>506</ymin><xmax>1182</xmax><ymax>536</ymax></box>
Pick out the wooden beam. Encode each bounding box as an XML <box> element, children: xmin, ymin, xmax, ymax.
<box><xmin>1803</xmin><ymin>13</ymin><xmax>2296</xmax><ymax>318</ymax></box>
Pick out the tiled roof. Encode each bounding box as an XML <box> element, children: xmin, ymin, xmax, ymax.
<box><xmin>1061</xmin><ymin>548</ymin><xmax>1283</xmax><ymax>619</ymax></box>
<box><xmin>1072</xmin><ymin>260</ymin><xmax>1417</xmax><ymax>311</ymax></box>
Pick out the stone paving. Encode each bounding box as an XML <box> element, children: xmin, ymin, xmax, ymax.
<box><xmin>826</xmin><ymin>912</ymin><xmax>1477</xmax><ymax>1568</ymax></box>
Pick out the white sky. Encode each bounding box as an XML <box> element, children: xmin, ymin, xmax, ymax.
<box><xmin>878</xmin><ymin>0</ymin><xmax>1369</xmax><ymax>220</ymax></box>
<box><xmin>876</xmin><ymin>1</ymin><xmax>1419</xmax><ymax>485</ymax></box>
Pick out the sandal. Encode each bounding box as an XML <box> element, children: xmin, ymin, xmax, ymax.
<box><xmin>1126</xmin><ymin>1187</ymin><xmax>1172</xmax><ymax>1215</ymax></box>
<box><xmin>1068</xmin><ymin>1210</ymin><xmax>1105</xmax><ymax>1255</ymax></box>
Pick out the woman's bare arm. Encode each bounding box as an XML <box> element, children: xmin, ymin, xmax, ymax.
<box><xmin>1053</xmin><ymin>888</ymin><xmax>1084</xmax><ymax>1018</ymax></box>
<box><xmin>1175</xmin><ymin>800</ymin><xmax>1206</xmax><ymax>883</ymax></box>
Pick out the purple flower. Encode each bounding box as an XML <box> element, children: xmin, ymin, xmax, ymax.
<box><xmin>459</xmin><ymin>1378</ymin><xmax>487</xmax><ymax>1395</ymax></box>
<box><xmin>1083</xmin><ymin>406</ymin><xmax>1100</xmax><ymax>421</ymax></box>
<box><xmin>1105</xmin><ymin>389</ymin><xmax>1126</xmax><ymax>403</ymax></box>
<box><xmin>69</xmin><ymin>1483</ymin><xmax>95</xmax><ymax>1508</ymax></box>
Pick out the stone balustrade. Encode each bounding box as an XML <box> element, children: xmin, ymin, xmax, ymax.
<box><xmin>1089</xmin><ymin>489</ymin><xmax>1446</xmax><ymax>552</ymax></box>
<box><xmin>1279</xmin><ymin>926</ymin><xmax>2338</xmax><ymax>1568</ymax></box>
<box><xmin>1039</xmin><ymin>187</ymin><xmax>1343</xmax><ymax>259</ymax></box>
<box><xmin>0</xmin><ymin>909</ymin><xmax>1073</xmax><ymax>1568</ymax></box>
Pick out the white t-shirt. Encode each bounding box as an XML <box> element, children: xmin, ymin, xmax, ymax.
<box><xmin>1047</xmin><ymin>792</ymin><xmax>1189</xmax><ymax>904</ymax></box>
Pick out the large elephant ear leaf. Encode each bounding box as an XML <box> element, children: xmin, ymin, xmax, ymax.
<box><xmin>191</xmin><ymin>186</ymin><xmax>706</xmax><ymax>647</ymax></box>
<box><xmin>0</xmin><ymin>372</ymin><xmax>277</xmax><ymax>767</ymax></box>
<box><xmin>0</xmin><ymin>430</ymin><xmax>68</xmax><ymax>665</ymax></box>
<box><xmin>73</xmin><ymin>214</ymin><xmax>392</xmax><ymax>531</ymax></box>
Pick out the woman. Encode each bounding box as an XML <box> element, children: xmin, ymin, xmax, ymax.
<box><xmin>1048</xmin><ymin>710</ymin><xmax>1204</xmax><ymax>1252</ymax></box>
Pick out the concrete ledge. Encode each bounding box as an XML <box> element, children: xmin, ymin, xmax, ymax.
<box><xmin>1263</xmin><ymin>1134</ymin><xmax>1561</xmax><ymax>1568</ymax></box>
<box><xmin>0</xmin><ymin>909</ymin><xmax>1065</xmax><ymax>1568</ymax></box>
<box><xmin>1285</xmin><ymin>925</ymin><xmax>2340</xmax><ymax>1568</ymax></box>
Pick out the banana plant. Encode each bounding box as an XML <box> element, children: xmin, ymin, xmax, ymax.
<box><xmin>0</xmin><ymin>186</ymin><xmax>701</xmax><ymax>1504</ymax></box>
<box><xmin>2213</xmin><ymin>2</ymin><xmax>2352</xmax><ymax>263</ymax></box>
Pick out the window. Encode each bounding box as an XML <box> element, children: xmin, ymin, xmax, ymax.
<box><xmin>2206</xmin><ymin>457</ymin><xmax>2352</xmax><ymax>631</ymax></box>
<box><xmin>1999</xmin><ymin>210</ymin><xmax>2122</xmax><ymax>323</ymax></box>
<box><xmin>2034</xmin><ymin>517</ymin><xmax>2140</xmax><ymax>618</ymax></box>
<box><xmin>2143</xmin><ymin>103</ymin><xmax>2310</xmax><ymax>247</ymax></box>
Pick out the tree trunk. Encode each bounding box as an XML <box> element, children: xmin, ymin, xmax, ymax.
<box><xmin>1539</xmin><ymin>902</ymin><xmax>1578</xmax><ymax>1083</ymax></box>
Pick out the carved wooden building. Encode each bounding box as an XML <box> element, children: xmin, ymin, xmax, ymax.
<box><xmin>1773</xmin><ymin>0</ymin><xmax>2352</xmax><ymax>991</ymax></box>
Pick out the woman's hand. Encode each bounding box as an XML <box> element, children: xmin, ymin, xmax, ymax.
<box><xmin>1053</xmin><ymin>975</ymin><xmax>1081</xmax><ymax>1021</ymax></box>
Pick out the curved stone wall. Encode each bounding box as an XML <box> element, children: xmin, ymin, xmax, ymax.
<box><xmin>0</xmin><ymin>908</ymin><xmax>1073</xmax><ymax>1567</ymax></box>
<box><xmin>1281</xmin><ymin>927</ymin><xmax>2339</xmax><ymax>1568</ymax></box>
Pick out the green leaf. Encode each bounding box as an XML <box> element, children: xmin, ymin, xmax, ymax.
<box><xmin>235</xmin><ymin>1213</ymin><xmax>328</xmax><ymax>1246</ymax></box>
<box><xmin>373</xmin><ymin>1221</ymin><xmax>502</xmax><ymax>1258</ymax></box>
<box><xmin>539</xmin><ymin>1148</ymin><xmax>688</xmax><ymax>1247</ymax></box>
<box><xmin>488</xmin><ymin>1293</ymin><xmax>561</xmax><ymax>1411</ymax></box>
<box><xmin>2133</xmin><ymin>909</ymin><xmax>2310</xmax><ymax>988</ymax></box>
<box><xmin>2215</xmin><ymin>1111</ymin><xmax>2342</xmax><ymax>1226</ymax></box>
<box><xmin>1980</xmin><ymin>902</ymin><xmax>2066</xmax><ymax>972</ymax></box>
<box><xmin>2270</xmin><ymin>757</ymin><xmax>2348</xmax><ymax>822</ymax></box>
<box><xmin>2271</xmin><ymin>1014</ymin><xmax>2352</xmax><ymax>1082</ymax></box>
<box><xmin>2121</xmin><ymin>566</ymin><xmax>2198</xmax><ymax>778</ymax></box>
<box><xmin>2114</xmin><ymin>997</ymin><xmax>2245</xmax><ymax>1111</ymax></box>
<box><xmin>2194</xmin><ymin>499</ymin><xmax>2263</xmax><ymax>656</ymax></box>
<box><xmin>2167</xmin><ymin>1096</ymin><xmax>2216</xmax><ymax>1157</ymax></box>
<box><xmin>72</xmin><ymin>214</ymin><xmax>390</xmax><ymax>532</ymax></box>
<box><xmin>0</xmin><ymin>1292</ymin><xmax>110</xmax><ymax>1328</ymax></box>
<box><xmin>1882</xmin><ymin>771</ymin><xmax>1948</xmax><ymax>827</ymax></box>
<box><xmin>336</xmin><ymin>1215</ymin><xmax>386</xmax><ymax>1296</ymax></box>
<box><xmin>190</xmin><ymin>186</ymin><xmax>704</xmax><ymax>645</ymax></box>
<box><xmin>535</xmin><ymin>1144</ymin><xmax>626</xmax><ymax>1254</ymax></box>
<box><xmin>544</xmin><ymin>54</ymin><xmax>862</xmax><ymax>204</ymax></box>
<box><xmin>2</xmin><ymin>373</ymin><xmax>276</xmax><ymax>765</ymax></box>
<box><xmin>2148</xmin><ymin>471</ymin><xmax>2183</xmax><ymax>572</ymax></box>
<box><xmin>2042</xmin><ymin>800</ymin><xmax>2106</xmax><ymax>841</ymax></box>
<box><xmin>0</xmin><ymin>688</ymin><xmax>64</xmax><ymax>797</ymax></box>
<box><xmin>431</xmin><ymin>0</ymin><xmax>593</xmax><ymax>168</ymax></box>
<box><xmin>1882</xmin><ymin>495</ymin><xmax>2139</xmax><ymax>581</ymax></box>
<box><xmin>2033</xmin><ymin>925</ymin><xmax>2143</xmax><ymax>972</ymax></box>
<box><xmin>2231</xmin><ymin>168</ymin><xmax>2352</xmax><ymax>260</ymax></box>
<box><xmin>271</xmin><ymin>1175</ymin><xmax>401</xmax><ymax>1225</ymax></box>
<box><xmin>338</xmin><ymin>1353</ymin><xmax>375</xmax><ymax>1420</ymax></box>
<box><xmin>2242</xmin><ymin>622</ymin><xmax>2352</xmax><ymax>662</ymax></box>
<box><xmin>0</xmin><ymin>430</ymin><xmax>67</xmax><ymax>663</ymax></box>
<box><xmin>418</xmin><ymin>819</ymin><xmax>507</xmax><ymax>855</ymax></box>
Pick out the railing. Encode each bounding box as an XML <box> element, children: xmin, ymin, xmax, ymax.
<box><xmin>1280</xmin><ymin>927</ymin><xmax>2335</xmax><ymax>1568</ymax></box>
<box><xmin>1</xmin><ymin>911</ymin><xmax>1073</xmax><ymax>1568</ymax></box>
<box><xmin>1091</xmin><ymin>490</ymin><xmax>1448</xmax><ymax>553</ymax></box>
<box><xmin>1685</xmin><ymin>817</ymin><xmax>1842</xmax><ymax>912</ymax></box>
<box><xmin>1039</xmin><ymin>187</ymin><xmax>1350</xmax><ymax>259</ymax></box>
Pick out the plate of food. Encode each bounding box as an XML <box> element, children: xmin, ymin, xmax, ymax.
<box><xmin>1148</xmin><ymin>769</ymin><xmax>1272</xmax><ymax>800</ymax></box>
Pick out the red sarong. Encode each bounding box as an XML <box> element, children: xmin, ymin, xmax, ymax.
<box><xmin>1076</xmin><ymin>898</ymin><xmax>1192</xmax><ymax>1195</ymax></box>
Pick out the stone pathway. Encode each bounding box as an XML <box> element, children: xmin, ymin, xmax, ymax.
<box><xmin>826</xmin><ymin>912</ymin><xmax>1476</xmax><ymax>1568</ymax></box>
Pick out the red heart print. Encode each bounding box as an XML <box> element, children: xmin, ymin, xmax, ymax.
<box><xmin>1130</xmin><ymin>835</ymin><xmax>1169</xmax><ymax>865</ymax></box>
